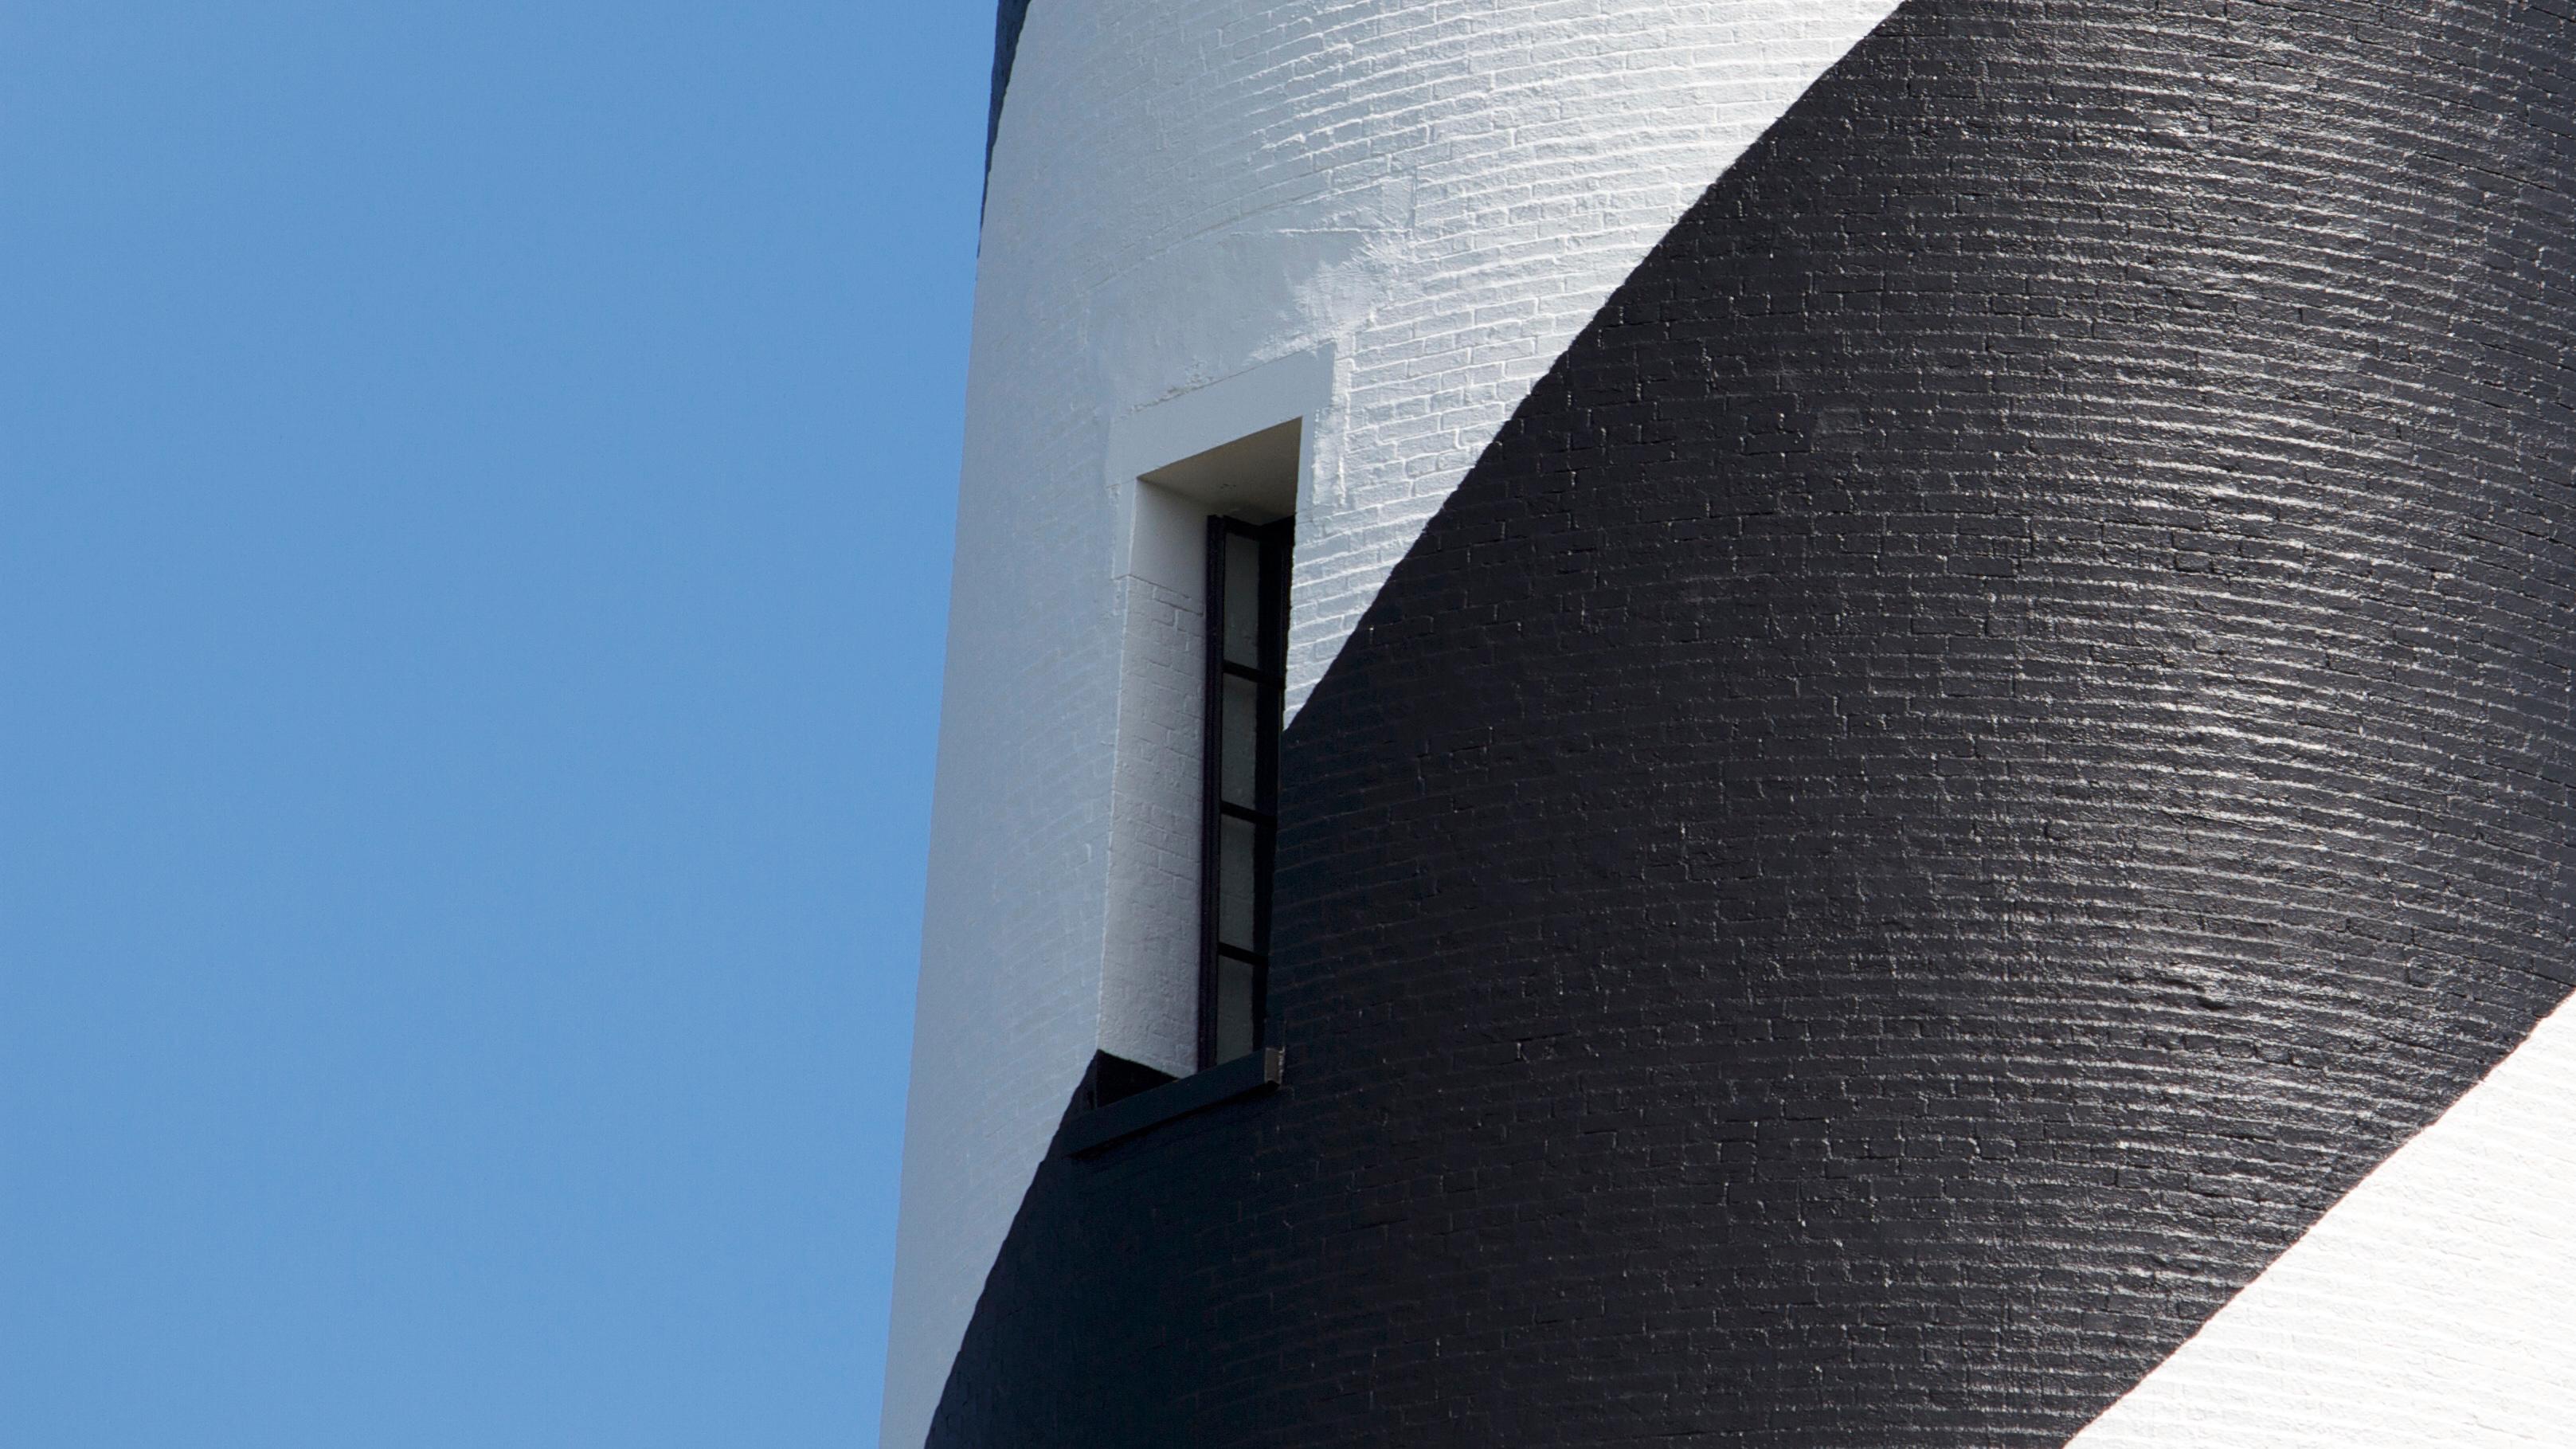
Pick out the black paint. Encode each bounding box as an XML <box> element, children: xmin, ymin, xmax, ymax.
<box><xmin>987</xmin><ymin>0</ymin><xmax>1032</xmax><ymax>172</ymax></box>
<box><xmin>931</xmin><ymin>3</ymin><xmax>2576</xmax><ymax>1443</ymax></box>
<box><xmin>1058</xmin><ymin>1050</ymin><xmax>1173</xmax><ymax>1122</ymax></box>
<box><xmin>1053</xmin><ymin>1050</ymin><xmax>1283</xmax><ymax>1160</ymax></box>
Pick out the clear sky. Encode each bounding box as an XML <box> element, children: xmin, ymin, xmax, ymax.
<box><xmin>2</xmin><ymin>4</ymin><xmax>987</xmax><ymax>1443</ymax></box>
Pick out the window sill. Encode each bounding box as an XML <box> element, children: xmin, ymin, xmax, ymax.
<box><xmin>1052</xmin><ymin>1048</ymin><xmax>1283</xmax><ymax>1159</ymax></box>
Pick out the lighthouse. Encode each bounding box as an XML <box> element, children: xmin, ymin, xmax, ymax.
<box><xmin>887</xmin><ymin>5</ymin><xmax>2576</xmax><ymax>1445</ymax></box>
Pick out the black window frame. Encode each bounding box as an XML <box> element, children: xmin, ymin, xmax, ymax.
<box><xmin>1198</xmin><ymin>514</ymin><xmax>1291</xmax><ymax>1071</ymax></box>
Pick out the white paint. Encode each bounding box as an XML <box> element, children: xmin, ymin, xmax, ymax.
<box><xmin>885</xmin><ymin>5</ymin><xmax>1900</xmax><ymax>1443</ymax></box>
<box><xmin>2071</xmin><ymin>997</ymin><xmax>2576</xmax><ymax>1449</ymax></box>
<box><xmin>1101</xmin><ymin>352</ymin><xmax>1321</xmax><ymax>1079</ymax></box>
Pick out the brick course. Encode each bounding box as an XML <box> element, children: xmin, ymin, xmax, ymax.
<box><xmin>925</xmin><ymin>3</ymin><xmax>2576</xmax><ymax>1443</ymax></box>
<box><xmin>890</xmin><ymin>6</ymin><xmax>1896</xmax><ymax>1439</ymax></box>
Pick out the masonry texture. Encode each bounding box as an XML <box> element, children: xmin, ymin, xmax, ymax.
<box><xmin>925</xmin><ymin>2</ymin><xmax>2576</xmax><ymax>1445</ymax></box>
<box><xmin>888</xmin><ymin>7</ymin><xmax>1898</xmax><ymax>1432</ymax></box>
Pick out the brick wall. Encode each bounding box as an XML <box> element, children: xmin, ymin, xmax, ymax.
<box><xmin>921</xmin><ymin>3</ymin><xmax>2576</xmax><ymax>1444</ymax></box>
<box><xmin>888</xmin><ymin>6</ymin><xmax>1895</xmax><ymax>1441</ymax></box>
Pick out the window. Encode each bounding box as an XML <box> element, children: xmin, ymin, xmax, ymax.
<box><xmin>1200</xmin><ymin>514</ymin><xmax>1290</xmax><ymax>1068</ymax></box>
<box><xmin>1110</xmin><ymin>397</ymin><xmax>1310</xmax><ymax>1087</ymax></box>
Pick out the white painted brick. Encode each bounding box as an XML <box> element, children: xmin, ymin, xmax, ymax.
<box><xmin>883</xmin><ymin>5</ymin><xmax>1901</xmax><ymax>1444</ymax></box>
<box><xmin>2072</xmin><ymin>998</ymin><xmax>2576</xmax><ymax>1449</ymax></box>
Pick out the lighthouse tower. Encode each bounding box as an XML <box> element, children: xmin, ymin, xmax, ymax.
<box><xmin>887</xmin><ymin>5</ymin><xmax>2576</xmax><ymax>1446</ymax></box>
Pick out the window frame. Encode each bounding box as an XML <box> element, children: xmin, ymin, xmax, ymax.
<box><xmin>1197</xmin><ymin>514</ymin><xmax>1292</xmax><ymax>1070</ymax></box>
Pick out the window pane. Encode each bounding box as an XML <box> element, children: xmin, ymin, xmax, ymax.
<box><xmin>1201</xmin><ymin>511</ymin><xmax>1290</xmax><ymax>1070</ymax></box>
<box><xmin>1213</xmin><ymin>956</ymin><xmax>1257</xmax><ymax>1064</ymax></box>
<box><xmin>1223</xmin><ymin>531</ymin><xmax>1263</xmax><ymax>668</ymax></box>
<box><xmin>1217</xmin><ymin>814</ymin><xmax>1259</xmax><ymax>948</ymax></box>
<box><xmin>1220</xmin><ymin>674</ymin><xmax>1259</xmax><ymax>808</ymax></box>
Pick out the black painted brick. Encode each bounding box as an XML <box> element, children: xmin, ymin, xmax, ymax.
<box><xmin>930</xmin><ymin>3</ymin><xmax>2576</xmax><ymax>1445</ymax></box>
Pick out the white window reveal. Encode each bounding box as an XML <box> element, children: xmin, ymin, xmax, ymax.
<box><xmin>1077</xmin><ymin>392</ymin><xmax>1310</xmax><ymax>1147</ymax></box>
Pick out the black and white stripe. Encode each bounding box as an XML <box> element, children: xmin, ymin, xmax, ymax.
<box><xmin>921</xmin><ymin>2</ymin><xmax>2576</xmax><ymax>1443</ymax></box>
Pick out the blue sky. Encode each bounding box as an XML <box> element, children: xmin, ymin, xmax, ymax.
<box><xmin>1</xmin><ymin>4</ymin><xmax>986</xmax><ymax>1443</ymax></box>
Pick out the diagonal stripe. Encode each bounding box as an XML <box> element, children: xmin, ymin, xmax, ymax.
<box><xmin>981</xmin><ymin>1</ymin><xmax>1910</xmax><ymax>725</ymax></box>
<box><xmin>924</xmin><ymin>2</ymin><xmax>2576</xmax><ymax>1443</ymax></box>
<box><xmin>2069</xmin><ymin>997</ymin><xmax>2576</xmax><ymax>1448</ymax></box>
<box><xmin>982</xmin><ymin>0</ymin><xmax>1031</xmax><ymax>174</ymax></box>
<box><xmin>888</xmin><ymin>8</ymin><xmax>1903</xmax><ymax>1443</ymax></box>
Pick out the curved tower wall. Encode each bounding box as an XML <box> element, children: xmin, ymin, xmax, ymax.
<box><xmin>892</xmin><ymin>3</ymin><xmax>2576</xmax><ymax>1446</ymax></box>
<box><xmin>887</xmin><ymin>5</ymin><xmax>1898</xmax><ymax>1441</ymax></box>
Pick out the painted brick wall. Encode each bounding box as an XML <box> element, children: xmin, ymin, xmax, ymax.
<box><xmin>2073</xmin><ymin>995</ymin><xmax>2576</xmax><ymax>1447</ymax></box>
<box><xmin>887</xmin><ymin>6</ymin><xmax>1896</xmax><ymax>1442</ymax></box>
<box><xmin>922</xmin><ymin>2</ymin><xmax>2576</xmax><ymax>1444</ymax></box>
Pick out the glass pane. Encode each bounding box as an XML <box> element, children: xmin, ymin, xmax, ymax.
<box><xmin>1223</xmin><ymin>531</ymin><xmax>1263</xmax><ymax>668</ymax></box>
<box><xmin>1220</xmin><ymin>675</ymin><xmax>1259</xmax><ymax>808</ymax></box>
<box><xmin>1218</xmin><ymin>815</ymin><xmax>1259</xmax><ymax>948</ymax></box>
<box><xmin>1213</xmin><ymin>956</ymin><xmax>1257</xmax><ymax>1064</ymax></box>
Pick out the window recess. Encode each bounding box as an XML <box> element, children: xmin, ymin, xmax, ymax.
<box><xmin>1102</xmin><ymin>405</ymin><xmax>1308</xmax><ymax>1091</ymax></box>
